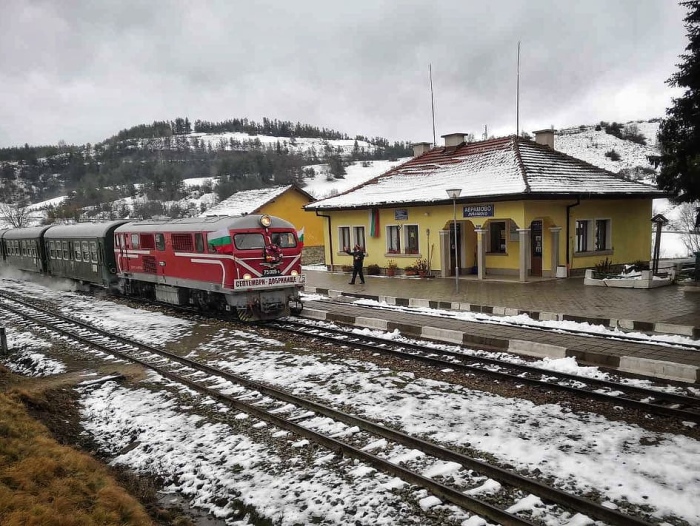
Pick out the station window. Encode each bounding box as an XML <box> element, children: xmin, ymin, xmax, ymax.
<box><xmin>353</xmin><ymin>226</ymin><xmax>366</xmax><ymax>250</ymax></box>
<box><xmin>386</xmin><ymin>225</ymin><xmax>401</xmax><ymax>253</ymax></box>
<box><xmin>488</xmin><ymin>221</ymin><xmax>507</xmax><ymax>253</ymax></box>
<box><xmin>338</xmin><ymin>227</ymin><xmax>351</xmax><ymax>251</ymax></box>
<box><xmin>404</xmin><ymin>225</ymin><xmax>419</xmax><ymax>254</ymax></box>
<box><xmin>172</xmin><ymin>233</ymin><xmax>194</xmax><ymax>252</ymax></box>
<box><xmin>576</xmin><ymin>219</ymin><xmax>611</xmax><ymax>252</ymax></box>
<box><xmin>155</xmin><ymin>233</ymin><xmax>165</xmax><ymax>251</ymax></box>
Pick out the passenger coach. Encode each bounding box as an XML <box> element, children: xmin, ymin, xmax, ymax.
<box><xmin>43</xmin><ymin>220</ymin><xmax>128</xmax><ymax>289</ymax></box>
<box><xmin>1</xmin><ymin>226</ymin><xmax>51</xmax><ymax>274</ymax></box>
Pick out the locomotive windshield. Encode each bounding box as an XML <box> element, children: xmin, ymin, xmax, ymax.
<box><xmin>233</xmin><ymin>233</ymin><xmax>265</xmax><ymax>249</ymax></box>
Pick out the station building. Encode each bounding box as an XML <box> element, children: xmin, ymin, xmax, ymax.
<box><xmin>304</xmin><ymin>130</ymin><xmax>668</xmax><ymax>281</ymax></box>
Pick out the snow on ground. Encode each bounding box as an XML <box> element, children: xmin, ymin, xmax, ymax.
<box><xmin>1</xmin><ymin>275</ymin><xmax>699</xmax><ymax>525</ymax></box>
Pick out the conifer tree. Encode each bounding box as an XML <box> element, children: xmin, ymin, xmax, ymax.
<box><xmin>657</xmin><ymin>0</ymin><xmax>700</xmax><ymax>203</ymax></box>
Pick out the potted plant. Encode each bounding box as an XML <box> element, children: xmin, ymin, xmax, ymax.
<box><xmin>404</xmin><ymin>264</ymin><xmax>417</xmax><ymax>276</ymax></box>
<box><xmin>387</xmin><ymin>259</ymin><xmax>398</xmax><ymax>277</ymax></box>
<box><xmin>414</xmin><ymin>257</ymin><xmax>430</xmax><ymax>277</ymax></box>
<box><xmin>367</xmin><ymin>263</ymin><xmax>381</xmax><ymax>275</ymax></box>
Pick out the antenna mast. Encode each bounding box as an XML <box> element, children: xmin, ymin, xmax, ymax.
<box><xmin>516</xmin><ymin>41</ymin><xmax>521</xmax><ymax>138</ymax></box>
<box><xmin>429</xmin><ymin>64</ymin><xmax>437</xmax><ymax>147</ymax></box>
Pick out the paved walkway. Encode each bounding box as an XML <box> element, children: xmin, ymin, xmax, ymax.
<box><xmin>303</xmin><ymin>270</ymin><xmax>700</xmax><ymax>336</ymax></box>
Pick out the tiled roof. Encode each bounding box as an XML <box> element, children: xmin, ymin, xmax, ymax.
<box><xmin>306</xmin><ymin>136</ymin><xmax>666</xmax><ymax>210</ymax></box>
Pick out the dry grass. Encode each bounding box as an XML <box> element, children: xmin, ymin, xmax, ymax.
<box><xmin>0</xmin><ymin>390</ymin><xmax>153</xmax><ymax>525</ymax></box>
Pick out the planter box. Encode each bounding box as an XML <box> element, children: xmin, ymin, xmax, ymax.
<box><xmin>584</xmin><ymin>269</ymin><xmax>674</xmax><ymax>289</ymax></box>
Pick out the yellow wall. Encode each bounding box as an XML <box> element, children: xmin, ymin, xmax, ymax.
<box><xmin>319</xmin><ymin>197</ymin><xmax>655</xmax><ymax>273</ymax></box>
<box><xmin>258</xmin><ymin>188</ymin><xmax>325</xmax><ymax>247</ymax></box>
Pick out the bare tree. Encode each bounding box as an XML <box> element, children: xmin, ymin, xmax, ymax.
<box><xmin>0</xmin><ymin>202</ymin><xmax>32</xmax><ymax>228</ymax></box>
<box><xmin>677</xmin><ymin>202</ymin><xmax>700</xmax><ymax>254</ymax></box>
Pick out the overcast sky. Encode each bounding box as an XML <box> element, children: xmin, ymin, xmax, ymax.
<box><xmin>0</xmin><ymin>0</ymin><xmax>688</xmax><ymax>149</ymax></box>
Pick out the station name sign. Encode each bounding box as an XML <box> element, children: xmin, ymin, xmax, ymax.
<box><xmin>462</xmin><ymin>204</ymin><xmax>494</xmax><ymax>218</ymax></box>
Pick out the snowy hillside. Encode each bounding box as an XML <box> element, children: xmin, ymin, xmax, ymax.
<box><xmin>137</xmin><ymin>132</ymin><xmax>380</xmax><ymax>159</ymax></box>
<box><xmin>554</xmin><ymin>122</ymin><xmax>659</xmax><ymax>174</ymax></box>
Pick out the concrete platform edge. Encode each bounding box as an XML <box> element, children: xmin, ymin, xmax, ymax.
<box><xmin>300</xmin><ymin>296</ymin><xmax>700</xmax><ymax>384</ymax></box>
<box><xmin>303</xmin><ymin>286</ymin><xmax>699</xmax><ymax>338</ymax></box>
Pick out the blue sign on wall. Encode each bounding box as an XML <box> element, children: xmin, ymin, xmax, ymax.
<box><xmin>395</xmin><ymin>209</ymin><xmax>408</xmax><ymax>220</ymax></box>
<box><xmin>462</xmin><ymin>204</ymin><xmax>494</xmax><ymax>218</ymax></box>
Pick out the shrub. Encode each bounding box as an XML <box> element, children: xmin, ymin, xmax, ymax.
<box><xmin>367</xmin><ymin>263</ymin><xmax>380</xmax><ymax>275</ymax></box>
<box><xmin>604</xmin><ymin>149</ymin><xmax>621</xmax><ymax>161</ymax></box>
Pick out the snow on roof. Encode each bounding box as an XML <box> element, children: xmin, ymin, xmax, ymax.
<box><xmin>201</xmin><ymin>185</ymin><xmax>294</xmax><ymax>217</ymax></box>
<box><xmin>307</xmin><ymin>136</ymin><xmax>666</xmax><ymax>210</ymax></box>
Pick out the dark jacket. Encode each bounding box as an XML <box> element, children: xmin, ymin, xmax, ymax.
<box><xmin>345</xmin><ymin>247</ymin><xmax>365</xmax><ymax>268</ymax></box>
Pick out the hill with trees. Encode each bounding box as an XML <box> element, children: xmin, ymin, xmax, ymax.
<box><xmin>0</xmin><ymin>116</ymin><xmax>413</xmax><ymax>220</ymax></box>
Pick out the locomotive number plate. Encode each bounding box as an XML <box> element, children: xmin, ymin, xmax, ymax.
<box><xmin>263</xmin><ymin>269</ymin><xmax>281</xmax><ymax>276</ymax></box>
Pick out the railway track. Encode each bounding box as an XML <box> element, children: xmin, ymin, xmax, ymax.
<box><xmin>0</xmin><ymin>290</ymin><xmax>667</xmax><ymax>526</ymax></box>
<box><xmin>272</xmin><ymin>319</ymin><xmax>700</xmax><ymax>424</ymax></box>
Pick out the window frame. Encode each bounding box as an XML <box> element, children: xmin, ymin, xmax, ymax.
<box><xmin>404</xmin><ymin>224</ymin><xmax>419</xmax><ymax>254</ymax></box>
<box><xmin>386</xmin><ymin>225</ymin><xmax>401</xmax><ymax>254</ymax></box>
<box><xmin>575</xmin><ymin>218</ymin><xmax>612</xmax><ymax>253</ymax></box>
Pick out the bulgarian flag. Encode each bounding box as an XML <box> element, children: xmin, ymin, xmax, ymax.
<box><xmin>369</xmin><ymin>208</ymin><xmax>379</xmax><ymax>237</ymax></box>
<box><xmin>207</xmin><ymin>228</ymin><xmax>232</xmax><ymax>253</ymax></box>
<box><xmin>297</xmin><ymin>227</ymin><xmax>305</xmax><ymax>246</ymax></box>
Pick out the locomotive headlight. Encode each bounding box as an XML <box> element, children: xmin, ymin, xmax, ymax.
<box><xmin>243</xmin><ymin>273</ymin><xmax>252</xmax><ymax>280</ymax></box>
<box><xmin>260</xmin><ymin>215</ymin><xmax>272</xmax><ymax>227</ymax></box>
<box><xmin>291</xmin><ymin>270</ymin><xmax>298</xmax><ymax>276</ymax></box>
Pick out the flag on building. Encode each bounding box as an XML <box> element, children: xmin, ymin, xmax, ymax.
<box><xmin>369</xmin><ymin>208</ymin><xmax>380</xmax><ymax>237</ymax></box>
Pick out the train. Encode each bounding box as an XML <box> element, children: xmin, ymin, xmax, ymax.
<box><xmin>0</xmin><ymin>214</ymin><xmax>305</xmax><ymax>321</ymax></box>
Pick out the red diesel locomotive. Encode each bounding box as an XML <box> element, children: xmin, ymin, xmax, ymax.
<box><xmin>114</xmin><ymin>214</ymin><xmax>305</xmax><ymax>320</ymax></box>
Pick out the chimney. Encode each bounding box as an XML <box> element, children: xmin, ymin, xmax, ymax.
<box><xmin>533</xmin><ymin>128</ymin><xmax>555</xmax><ymax>149</ymax></box>
<box><xmin>441</xmin><ymin>132</ymin><xmax>467</xmax><ymax>148</ymax></box>
<box><xmin>412</xmin><ymin>142</ymin><xmax>432</xmax><ymax>157</ymax></box>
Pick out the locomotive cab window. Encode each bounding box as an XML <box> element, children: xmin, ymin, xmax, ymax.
<box><xmin>195</xmin><ymin>233</ymin><xmax>204</xmax><ymax>253</ymax></box>
<box><xmin>130</xmin><ymin>234</ymin><xmax>140</xmax><ymax>249</ymax></box>
<box><xmin>155</xmin><ymin>233</ymin><xmax>165</xmax><ymax>251</ymax></box>
<box><xmin>271</xmin><ymin>232</ymin><xmax>297</xmax><ymax>248</ymax></box>
<box><xmin>233</xmin><ymin>233</ymin><xmax>264</xmax><ymax>250</ymax></box>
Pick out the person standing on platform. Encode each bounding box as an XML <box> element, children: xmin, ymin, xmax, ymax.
<box><xmin>344</xmin><ymin>244</ymin><xmax>365</xmax><ymax>284</ymax></box>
